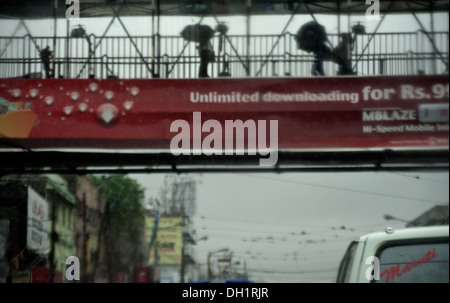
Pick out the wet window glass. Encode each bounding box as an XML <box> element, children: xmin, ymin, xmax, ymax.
<box><xmin>0</xmin><ymin>0</ymin><xmax>448</xmax><ymax>286</ymax></box>
<box><xmin>376</xmin><ymin>242</ymin><xmax>449</xmax><ymax>283</ymax></box>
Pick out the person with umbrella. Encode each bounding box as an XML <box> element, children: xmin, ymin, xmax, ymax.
<box><xmin>295</xmin><ymin>21</ymin><xmax>333</xmax><ymax>76</ymax></box>
<box><xmin>198</xmin><ymin>35</ymin><xmax>215</xmax><ymax>78</ymax></box>
<box><xmin>39</xmin><ymin>46</ymin><xmax>54</xmax><ymax>79</ymax></box>
<box><xmin>181</xmin><ymin>24</ymin><xmax>216</xmax><ymax>78</ymax></box>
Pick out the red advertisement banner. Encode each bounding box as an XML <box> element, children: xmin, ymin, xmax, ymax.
<box><xmin>0</xmin><ymin>75</ymin><xmax>448</xmax><ymax>150</ymax></box>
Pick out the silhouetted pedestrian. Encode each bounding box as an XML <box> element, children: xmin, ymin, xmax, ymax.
<box><xmin>198</xmin><ymin>37</ymin><xmax>215</xmax><ymax>78</ymax></box>
<box><xmin>40</xmin><ymin>46</ymin><xmax>54</xmax><ymax>79</ymax></box>
<box><xmin>334</xmin><ymin>33</ymin><xmax>355</xmax><ymax>75</ymax></box>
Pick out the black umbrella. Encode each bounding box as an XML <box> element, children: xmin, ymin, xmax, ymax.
<box><xmin>180</xmin><ymin>24</ymin><xmax>215</xmax><ymax>43</ymax></box>
<box><xmin>294</xmin><ymin>21</ymin><xmax>328</xmax><ymax>53</ymax></box>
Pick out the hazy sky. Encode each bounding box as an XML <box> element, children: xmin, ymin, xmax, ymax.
<box><xmin>130</xmin><ymin>170</ymin><xmax>449</xmax><ymax>282</ymax></box>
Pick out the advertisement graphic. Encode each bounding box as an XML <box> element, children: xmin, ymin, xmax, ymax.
<box><xmin>0</xmin><ymin>75</ymin><xmax>448</xmax><ymax>150</ymax></box>
<box><xmin>27</xmin><ymin>187</ymin><xmax>50</xmax><ymax>253</ymax></box>
<box><xmin>146</xmin><ymin>216</ymin><xmax>183</xmax><ymax>266</ymax></box>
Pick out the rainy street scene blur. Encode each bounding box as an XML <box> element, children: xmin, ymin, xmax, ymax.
<box><xmin>0</xmin><ymin>1</ymin><xmax>449</xmax><ymax>285</ymax></box>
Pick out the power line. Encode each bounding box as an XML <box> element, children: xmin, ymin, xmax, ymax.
<box><xmin>196</xmin><ymin>215</ymin><xmax>365</xmax><ymax>231</ymax></box>
<box><xmin>389</xmin><ymin>172</ymin><xmax>449</xmax><ymax>185</ymax></box>
<box><xmin>195</xmin><ymin>215</ymin><xmax>405</xmax><ymax>236</ymax></box>
<box><xmin>238</xmin><ymin>174</ymin><xmax>447</xmax><ymax>205</ymax></box>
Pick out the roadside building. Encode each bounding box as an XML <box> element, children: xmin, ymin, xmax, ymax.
<box><xmin>64</xmin><ymin>175</ymin><xmax>107</xmax><ymax>282</ymax></box>
<box><xmin>0</xmin><ymin>174</ymin><xmax>76</xmax><ymax>282</ymax></box>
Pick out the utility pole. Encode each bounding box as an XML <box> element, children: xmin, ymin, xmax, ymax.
<box><xmin>180</xmin><ymin>244</ymin><xmax>185</xmax><ymax>283</ymax></box>
<box><xmin>82</xmin><ymin>193</ymin><xmax>88</xmax><ymax>282</ymax></box>
<box><xmin>48</xmin><ymin>193</ymin><xmax>57</xmax><ymax>283</ymax></box>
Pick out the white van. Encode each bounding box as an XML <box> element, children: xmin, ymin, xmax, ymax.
<box><xmin>336</xmin><ymin>225</ymin><xmax>449</xmax><ymax>283</ymax></box>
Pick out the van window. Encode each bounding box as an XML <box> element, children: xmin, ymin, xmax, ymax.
<box><xmin>336</xmin><ymin>241</ymin><xmax>358</xmax><ymax>283</ymax></box>
<box><xmin>376</xmin><ymin>242</ymin><xmax>449</xmax><ymax>283</ymax></box>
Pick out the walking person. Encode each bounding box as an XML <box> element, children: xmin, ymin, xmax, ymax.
<box><xmin>198</xmin><ymin>37</ymin><xmax>215</xmax><ymax>78</ymax></box>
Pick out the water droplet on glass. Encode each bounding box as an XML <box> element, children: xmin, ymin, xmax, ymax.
<box><xmin>96</xmin><ymin>103</ymin><xmax>118</xmax><ymax>124</ymax></box>
<box><xmin>71</xmin><ymin>91</ymin><xmax>80</xmax><ymax>101</ymax></box>
<box><xmin>45</xmin><ymin>96</ymin><xmax>54</xmax><ymax>106</ymax></box>
<box><xmin>104</xmin><ymin>91</ymin><xmax>114</xmax><ymax>100</ymax></box>
<box><xmin>89</xmin><ymin>82</ymin><xmax>98</xmax><ymax>92</ymax></box>
<box><xmin>64</xmin><ymin>106</ymin><xmax>73</xmax><ymax>116</ymax></box>
<box><xmin>79</xmin><ymin>103</ymin><xmax>87</xmax><ymax>112</ymax></box>
<box><xmin>11</xmin><ymin>88</ymin><xmax>21</xmax><ymax>98</ymax></box>
<box><xmin>29</xmin><ymin>88</ymin><xmax>38</xmax><ymax>98</ymax></box>
<box><xmin>123</xmin><ymin>101</ymin><xmax>134</xmax><ymax>111</ymax></box>
<box><xmin>130</xmin><ymin>87</ymin><xmax>139</xmax><ymax>97</ymax></box>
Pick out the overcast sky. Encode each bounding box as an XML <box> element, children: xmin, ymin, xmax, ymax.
<box><xmin>130</xmin><ymin>170</ymin><xmax>449</xmax><ymax>282</ymax></box>
<box><xmin>1</xmin><ymin>10</ymin><xmax>449</xmax><ymax>282</ymax></box>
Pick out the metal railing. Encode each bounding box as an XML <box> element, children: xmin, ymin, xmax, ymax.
<box><xmin>0</xmin><ymin>31</ymin><xmax>448</xmax><ymax>79</ymax></box>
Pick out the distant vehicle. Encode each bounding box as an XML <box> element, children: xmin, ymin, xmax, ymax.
<box><xmin>336</xmin><ymin>225</ymin><xmax>449</xmax><ymax>283</ymax></box>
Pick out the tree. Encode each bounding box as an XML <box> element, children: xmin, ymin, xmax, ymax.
<box><xmin>91</xmin><ymin>175</ymin><xmax>146</xmax><ymax>282</ymax></box>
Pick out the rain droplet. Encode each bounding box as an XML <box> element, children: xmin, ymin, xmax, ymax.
<box><xmin>71</xmin><ymin>91</ymin><xmax>80</xmax><ymax>101</ymax></box>
<box><xmin>29</xmin><ymin>88</ymin><xmax>38</xmax><ymax>98</ymax></box>
<box><xmin>63</xmin><ymin>106</ymin><xmax>73</xmax><ymax>116</ymax></box>
<box><xmin>96</xmin><ymin>103</ymin><xmax>118</xmax><ymax>124</ymax></box>
<box><xmin>123</xmin><ymin>101</ymin><xmax>133</xmax><ymax>111</ymax></box>
<box><xmin>11</xmin><ymin>88</ymin><xmax>21</xmax><ymax>98</ymax></box>
<box><xmin>38</xmin><ymin>83</ymin><xmax>42</xmax><ymax>87</ymax></box>
<box><xmin>130</xmin><ymin>87</ymin><xmax>139</xmax><ymax>97</ymax></box>
<box><xmin>104</xmin><ymin>91</ymin><xmax>114</xmax><ymax>100</ymax></box>
<box><xmin>61</xmin><ymin>117</ymin><xmax>66</xmax><ymax>121</ymax></box>
<box><xmin>59</xmin><ymin>87</ymin><xmax>64</xmax><ymax>91</ymax></box>
<box><xmin>48</xmin><ymin>112</ymin><xmax>52</xmax><ymax>116</ymax></box>
<box><xmin>45</xmin><ymin>96</ymin><xmax>54</xmax><ymax>106</ymax></box>
<box><xmin>79</xmin><ymin>103</ymin><xmax>87</xmax><ymax>112</ymax></box>
<box><xmin>89</xmin><ymin>82</ymin><xmax>98</xmax><ymax>92</ymax></box>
